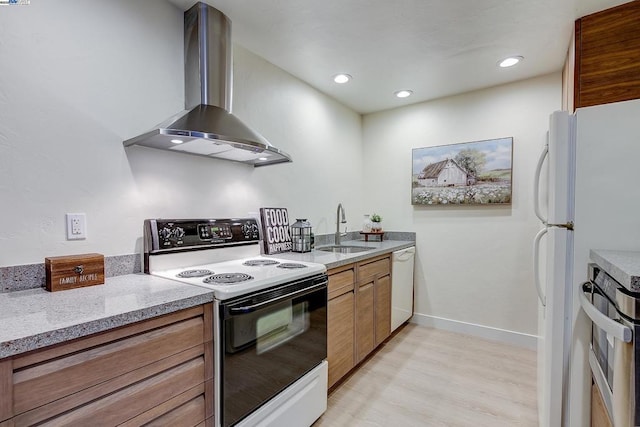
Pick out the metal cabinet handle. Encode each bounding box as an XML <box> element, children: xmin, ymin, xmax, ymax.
<box><xmin>580</xmin><ymin>282</ymin><xmax>632</xmax><ymax>343</ymax></box>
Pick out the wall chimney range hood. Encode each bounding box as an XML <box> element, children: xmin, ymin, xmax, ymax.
<box><xmin>123</xmin><ymin>2</ymin><xmax>291</xmax><ymax>167</ymax></box>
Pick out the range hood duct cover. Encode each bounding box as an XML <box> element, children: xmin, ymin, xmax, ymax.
<box><xmin>123</xmin><ymin>2</ymin><xmax>291</xmax><ymax>167</ymax></box>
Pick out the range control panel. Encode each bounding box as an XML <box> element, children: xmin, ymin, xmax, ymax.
<box><xmin>144</xmin><ymin>218</ymin><xmax>260</xmax><ymax>252</ymax></box>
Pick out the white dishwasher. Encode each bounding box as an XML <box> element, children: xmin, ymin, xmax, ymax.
<box><xmin>391</xmin><ymin>246</ymin><xmax>415</xmax><ymax>332</ymax></box>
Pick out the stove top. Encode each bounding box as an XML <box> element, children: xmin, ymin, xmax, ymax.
<box><xmin>144</xmin><ymin>218</ymin><xmax>327</xmax><ymax>300</ymax></box>
<box><xmin>152</xmin><ymin>256</ymin><xmax>326</xmax><ymax>300</ymax></box>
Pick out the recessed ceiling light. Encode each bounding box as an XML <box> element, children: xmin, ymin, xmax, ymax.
<box><xmin>394</xmin><ymin>90</ymin><xmax>413</xmax><ymax>98</ymax></box>
<box><xmin>258</xmin><ymin>157</ymin><xmax>268</xmax><ymax>161</ymax></box>
<box><xmin>170</xmin><ymin>139</ymin><xmax>184</xmax><ymax>144</ymax></box>
<box><xmin>498</xmin><ymin>56</ymin><xmax>524</xmax><ymax>68</ymax></box>
<box><xmin>333</xmin><ymin>74</ymin><xmax>352</xmax><ymax>84</ymax></box>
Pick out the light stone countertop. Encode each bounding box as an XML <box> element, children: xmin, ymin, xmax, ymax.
<box><xmin>590</xmin><ymin>250</ymin><xmax>640</xmax><ymax>292</ymax></box>
<box><xmin>0</xmin><ymin>274</ymin><xmax>214</xmax><ymax>359</ymax></box>
<box><xmin>271</xmin><ymin>239</ymin><xmax>416</xmax><ymax>270</ymax></box>
<box><xmin>0</xmin><ymin>238</ymin><xmax>414</xmax><ymax>359</ymax></box>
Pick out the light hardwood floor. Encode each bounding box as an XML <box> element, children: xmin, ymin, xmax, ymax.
<box><xmin>314</xmin><ymin>324</ymin><xmax>538</xmax><ymax>426</ymax></box>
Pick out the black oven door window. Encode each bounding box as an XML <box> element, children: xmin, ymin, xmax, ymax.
<box><xmin>220</xmin><ymin>276</ymin><xmax>327</xmax><ymax>427</ymax></box>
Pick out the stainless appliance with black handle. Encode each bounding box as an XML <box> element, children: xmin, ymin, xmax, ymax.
<box><xmin>580</xmin><ymin>263</ymin><xmax>639</xmax><ymax>426</ymax></box>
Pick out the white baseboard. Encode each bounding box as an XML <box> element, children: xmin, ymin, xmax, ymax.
<box><xmin>410</xmin><ymin>313</ymin><xmax>537</xmax><ymax>350</ymax></box>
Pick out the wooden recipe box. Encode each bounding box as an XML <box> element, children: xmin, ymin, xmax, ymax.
<box><xmin>45</xmin><ymin>253</ymin><xmax>105</xmax><ymax>292</ymax></box>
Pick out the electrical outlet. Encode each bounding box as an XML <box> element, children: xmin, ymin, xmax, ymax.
<box><xmin>66</xmin><ymin>213</ymin><xmax>87</xmax><ymax>240</ymax></box>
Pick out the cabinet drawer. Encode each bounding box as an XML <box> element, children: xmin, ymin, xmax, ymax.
<box><xmin>358</xmin><ymin>257</ymin><xmax>390</xmax><ymax>284</ymax></box>
<box><xmin>30</xmin><ymin>357</ymin><xmax>205</xmax><ymax>426</ymax></box>
<box><xmin>13</xmin><ymin>316</ymin><xmax>205</xmax><ymax>414</ymax></box>
<box><xmin>121</xmin><ymin>380</ymin><xmax>211</xmax><ymax>427</ymax></box>
<box><xmin>328</xmin><ymin>269</ymin><xmax>355</xmax><ymax>299</ymax></box>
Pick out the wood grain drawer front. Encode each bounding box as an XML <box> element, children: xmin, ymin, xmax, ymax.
<box><xmin>13</xmin><ymin>346</ymin><xmax>206</xmax><ymax>426</ymax></box>
<box><xmin>358</xmin><ymin>257</ymin><xmax>390</xmax><ymax>284</ymax></box>
<box><xmin>13</xmin><ymin>317</ymin><xmax>204</xmax><ymax>414</ymax></box>
<box><xmin>27</xmin><ymin>357</ymin><xmax>205</xmax><ymax>427</ymax></box>
<box><xmin>328</xmin><ymin>269</ymin><xmax>355</xmax><ymax>299</ymax></box>
<box><xmin>327</xmin><ymin>291</ymin><xmax>355</xmax><ymax>388</ymax></box>
<box><xmin>121</xmin><ymin>381</ymin><xmax>211</xmax><ymax>427</ymax></box>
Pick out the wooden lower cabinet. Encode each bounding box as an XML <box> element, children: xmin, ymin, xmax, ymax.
<box><xmin>356</xmin><ymin>282</ymin><xmax>375</xmax><ymax>363</ymax></box>
<box><xmin>0</xmin><ymin>304</ymin><xmax>214</xmax><ymax>427</ymax></box>
<box><xmin>327</xmin><ymin>265</ymin><xmax>355</xmax><ymax>388</ymax></box>
<box><xmin>375</xmin><ymin>275</ymin><xmax>391</xmax><ymax>347</ymax></box>
<box><xmin>591</xmin><ymin>382</ymin><xmax>612</xmax><ymax>427</ymax></box>
<box><xmin>327</xmin><ymin>291</ymin><xmax>355</xmax><ymax>388</ymax></box>
<box><xmin>327</xmin><ymin>254</ymin><xmax>392</xmax><ymax>388</ymax></box>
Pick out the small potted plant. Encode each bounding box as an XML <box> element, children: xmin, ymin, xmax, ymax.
<box><xmin>370</xmin><ymin>213</ymin><xmax>382</xmax><ymax>232</ymax></box>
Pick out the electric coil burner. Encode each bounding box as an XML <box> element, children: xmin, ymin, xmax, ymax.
<box><xmin>176</xmin><ymin>269</ymin><xmax>214</xmax><ymax>278</ymax></box>
<box><xmin>243</xmin><ymin>259</ymin><xmax>280</xmax><ymax>266</ymax></box>
<box><xmin>277</xmin><ymin>263</ymin><xmax>308</xmax><ymax>269</ymax></box>
<box><xmin>143</xmin><ymin>217</ymin><xmax>328</xmax><ymax>427</ymax></box>
<box><xmin>203</xmin><ymin>273</ymin><xmax>253</xmax><ymax>284</ymax></box>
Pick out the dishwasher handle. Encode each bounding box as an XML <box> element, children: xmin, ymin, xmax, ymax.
<box><xmin>393</xmin><ymin>247</ymin><xmax>415</xmax><ymax>262</ymax></box>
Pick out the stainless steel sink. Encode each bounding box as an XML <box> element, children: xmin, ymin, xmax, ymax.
<box><xmin>315</xmin><ymin>245</ymin><xmax>371</xmax><ymax>254</ymax></box>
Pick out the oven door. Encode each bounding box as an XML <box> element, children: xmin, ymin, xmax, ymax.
<box><xmin>219</xmin><ymin>274</ymin><xmax>327</xmax><ymax>427</ymax></box>
<box><xmin>580</xmin><ymin>276</ymin><xmax>635</xmax><ymax>425</ymax></box>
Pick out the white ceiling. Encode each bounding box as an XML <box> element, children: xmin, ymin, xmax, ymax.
<box><xmin>168</xmin><ymin>0</ymin><xmax>631</xmax><ymax>114</ymax></box>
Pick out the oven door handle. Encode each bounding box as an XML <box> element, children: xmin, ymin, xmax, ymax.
<box><xmin>580</xmin><ymin>282</ymin><xmax>632</xmax><ymax>343</ymax></box>
<box><xmin>229</xmin><ymin>282</ymin><xmax>327</xmax><ymax>314</ymax></box>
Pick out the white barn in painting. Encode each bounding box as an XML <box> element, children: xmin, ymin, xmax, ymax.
<box><xmin>418</xmin><ymin>158</ymin><xmax>471</xmax><ymax>187</ymax></box>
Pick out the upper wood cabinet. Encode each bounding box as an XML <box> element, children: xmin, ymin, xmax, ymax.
<box><xmin>570</xmin><ymin>1</ymin><xmax>640</xmax><ymax>110</ymax></box>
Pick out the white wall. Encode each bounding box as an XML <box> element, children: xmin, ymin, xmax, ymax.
<box><xmin>362</xmin><ymin>74</ymin><xmax>561</xmax><ymax>339</ymax></box>
<box><xmin>0</xmin><ymin>0</ymin><xmax>362</xmax><ymax>266</ymax></box>
<box><xmin>0</xmin><ymin>0</ymin><xmax>563</xmax><ymax>345</ymax></box>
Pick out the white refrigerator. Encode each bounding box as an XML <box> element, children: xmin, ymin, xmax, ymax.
<box><xmin>534</xmin><ymin>99</ymin><xmax>640</xmax><ymax>427</ymax></box>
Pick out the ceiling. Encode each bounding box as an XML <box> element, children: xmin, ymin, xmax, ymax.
<box><xmin>168</xmin><ymin>0</ymin><xmax>631</xmax><ymax>114</ymax></box>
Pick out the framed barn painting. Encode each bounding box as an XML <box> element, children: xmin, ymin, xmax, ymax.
<box><xmin>412</xmin><ymin>137</ymin><xmax>513</xmax><ymax>205</ymax></box>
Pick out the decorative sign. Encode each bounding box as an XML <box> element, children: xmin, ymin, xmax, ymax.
<box><xmin>259</xmin><ymin>207</ymin><xmax>292</xmax><ymax>254</ymax></box>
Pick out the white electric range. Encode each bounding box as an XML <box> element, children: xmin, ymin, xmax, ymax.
<box><xmin>144</xmin><ymin>218</ymin><xmax>328</xmax><ymax>427</ymax></box>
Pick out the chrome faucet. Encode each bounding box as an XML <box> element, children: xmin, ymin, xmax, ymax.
<box><xmin>335</xmin><ymin>203</ymin><xmax>347</xmax><ymax>245</ymax></box>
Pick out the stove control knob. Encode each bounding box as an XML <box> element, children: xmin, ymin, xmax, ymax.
<box><xmin>174</xmin><ymin>227</ymin><xmax>185</xmax><ymax>239</ymax></box>
<box><xmin>159</xmin><ymin>227</ymin><xmax>173</xmax><ymax>240</ymax></box>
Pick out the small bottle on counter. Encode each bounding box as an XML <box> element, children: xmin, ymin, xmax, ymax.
<box><xmin>362</xmin><ymin>214</ymin><xmax>373</xmax><ymax>232</ymax></box>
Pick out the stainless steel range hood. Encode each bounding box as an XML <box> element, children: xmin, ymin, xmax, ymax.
<box><xmin>123</xmin><ymin>2</ymin><xmax>291</xmax><ymax>167</ymax></box>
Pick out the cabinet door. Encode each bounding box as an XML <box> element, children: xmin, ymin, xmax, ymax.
<box><xmin>575</xmin><ymin>1</ymin><xmax>640</xmax><ymax>108</ymax></box>
<box><xmin>591</xmin><ymin>383</ymin><xmax>612</xmax><ymax>427</ymax></box>
<box><xmin>327</xmin><ymin>292</ymin><xmax>354</xmax><ymax>388</ymax></box>
<box><xmin>0</xmin><ymin>360</ymin><xmax>11</xmax><ymax>423</ymax></box>
<box><xmin>375</xmin><ymin>275</ymin><xmax>391</xmax><ymax>346</ymax></box>
<box><xmin>356</xmin><ymin>282</ymin><xmax>375</xmax><ymax>363</ymax></box>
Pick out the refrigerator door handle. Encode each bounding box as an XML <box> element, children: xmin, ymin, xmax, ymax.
<box><xmin>534</xmin><ymin>142</ymin><xmax>549</xmax><ymax>224</ymax></box>
<box><xmin>579</xmin><ymin>282</ymin><xmax>632</xmax><ymax>343</ymax></box>
<box><xmin>533</xmin><ymin>227</ymin><xmax>547</xmax><ymax>307</ymax></box>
